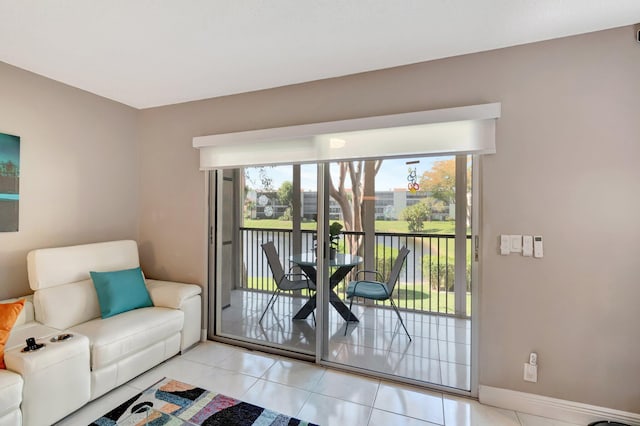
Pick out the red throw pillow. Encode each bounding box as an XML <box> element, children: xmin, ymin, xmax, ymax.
<box><xmin>0</xmin><ymin>299</ymin><xmax>25</xmax><ymax>369</ymax></box>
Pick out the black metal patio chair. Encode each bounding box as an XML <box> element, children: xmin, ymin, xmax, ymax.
<box><xmin>344</xmin><ymin>246</ymin><xmax>411</xmax><ymax>340</ymax></box>
<box><xmin>260</xmin><ymin>241</ymin><xmax>316</xmax><ymax>325</ymax></box>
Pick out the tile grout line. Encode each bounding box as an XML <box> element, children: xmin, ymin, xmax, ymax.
<box><xmin>294</xmin><ymin>388</ymin><xmax>315</xmax><ymax>419</ymax></box>
<box><xmin>514</xmin><ymin>411</ymin><xmax>524</xmax><ymax>425</ymax></box>
<box><xmin>365</xmin><ymin>381</ymin><xmax>382</xmax><ymax>425</ymax></box>
<box><xmin>372</xmin><ymin>406</ymin><xmax>446</xmax><ymax>425</ymax></box>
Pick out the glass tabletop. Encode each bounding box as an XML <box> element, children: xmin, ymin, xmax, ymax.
<box><xmin>290</xmin><ymin>252</ymin><xmax>363</xmax><ymax>267</ymax></box>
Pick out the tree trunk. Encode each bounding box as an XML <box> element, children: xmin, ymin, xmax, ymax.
<box><xmin>329</xmin><ymin>160</ymin><xmax>383</xmax><ymax>255</ymax></box>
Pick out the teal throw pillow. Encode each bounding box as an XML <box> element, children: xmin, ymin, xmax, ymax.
<box><xmin>90</xmin><ymin>267</ymin><xmax>153</xmax><ymax>318</ymax></box>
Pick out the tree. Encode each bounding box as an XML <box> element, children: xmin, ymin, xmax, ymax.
<box><xmin>402</xmin><ymin>202</ymin><xmax>431</xmax><ymax>232</ymax></box>
<box><xmin>419</xmin><ymin>159</ymin><xmax>456</xmax><ymax>204</ymax></box>
<box><xmin>0</xmin><ymin>161</ymin><xmax>18</xmax><ymax>177</ymax></box>
<box><xmin>329</xmin><ymin>160</ymin><xmax>382</xmax><ymax>252</ymax></box>
<box><xmin>423</xmin><ymin>198</ymin><xmax>447</xmax><ymax>220</ymax></box>
<box><xmin>244</xmin><ymin>166</ymin><xmax>274</xmax><ymax>192</ymax></box>
<box><xmin>277</xmin><ymin>181</ymin><xmax>293</xmax><ymax>208</ymax></box>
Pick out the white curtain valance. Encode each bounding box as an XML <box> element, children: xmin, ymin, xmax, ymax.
<box><xmin>193</xmin><ymin>103</ymin><xmax>500</xmax><ymax>170</ymax></box>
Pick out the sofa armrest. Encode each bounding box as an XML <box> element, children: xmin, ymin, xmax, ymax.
<box><xmin>145</xmin><ymin>280</ymin><xmax>202</xmax><ymax>309</ymax></box>
<box><xmin>0</xmin><ymin>369</ymin><xmax>23</xmax><ymax>418</ymax></box>
<box><xmin>145</xmin><ymin>279</ymin><xmax>202</xmax><ymax>351</ymax></box>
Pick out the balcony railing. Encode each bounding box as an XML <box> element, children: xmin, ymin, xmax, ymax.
<box><xmin>240</xmin><ymin>227</ymin><xmax>471</xmax><ymax>317</ymax></box>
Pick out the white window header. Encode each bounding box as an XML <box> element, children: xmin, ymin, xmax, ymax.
<box><xmin>193</xmin><ymin>103</ymin><xmax>500</xmax><ymax>169</ymax></box>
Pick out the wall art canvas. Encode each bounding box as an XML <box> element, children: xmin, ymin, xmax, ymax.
<box><xmin>0</xmin><ymin>132</ymin><xmax>20</xmax><ymax>232</ymax></box>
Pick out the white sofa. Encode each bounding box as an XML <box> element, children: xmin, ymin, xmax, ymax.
<box><xmin>0</xmin><ymin>240</ymin><xmax>202</xmax><ymax>426</ymax></box>
<box><xmin>0</xmin><ymin>297</ymin><xmax>36</xmax><ymax>426</ymax></box>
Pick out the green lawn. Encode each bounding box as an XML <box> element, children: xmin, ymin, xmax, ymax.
<box><xmin>243</xmin><ymin>219</ymin><xmax>318</xmax><ymax>230</ymax></box>
<box><xmin>373</xmin><ymin>220</ymin><xmax>456</xmax><ymax>234</ymax></box>
<box><xmin>243</xmin><ymin>218</ymin><xmax>457</xmax><ymax>234</ymax></box>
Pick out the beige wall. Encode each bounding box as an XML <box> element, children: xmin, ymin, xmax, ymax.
<box><xmin>0</xmin><ymin>62</ymin><xmax>139</xmax><ymax>299</ymax></box>
<box><xmin>136</xmin><ymin>108</ymin><xmax>207</xmax><ymax>285</ymax></box>
<box><xmin>2</xmin><ymin>16</ymin><xmax>634</xmax><ymax>416</ymax></box>
<box><xmin>138</xmin><ymin>26</ymin><xmax>640</xmax><ymax>412</ymax></box>
<box><xmin>480</xmin><ymin>29</ymin><xmax>639</xmax><ymax>411</ymax></box>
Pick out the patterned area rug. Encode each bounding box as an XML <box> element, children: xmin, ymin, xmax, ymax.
<box><xmin>90</xmin><ymin>377</ymin><xmax>319</xmax><ymax>425</ymax></box>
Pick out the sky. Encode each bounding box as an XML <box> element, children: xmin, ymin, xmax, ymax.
<box><xmin>245</xmin><ymin>156</ymin><xmax>446</xmax><ymax>192</ymax></box>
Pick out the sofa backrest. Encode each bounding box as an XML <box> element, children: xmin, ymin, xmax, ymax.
<box><xmin>27</xmin><ymin>240</ymin><xmax>140</xmax><ymax>290</ymax></box>
<box><xmin>27</xmin><ymin>240</ymin><xmax>141</xmax><ymax>329</ymax></box>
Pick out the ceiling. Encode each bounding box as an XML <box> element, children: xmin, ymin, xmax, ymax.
<box><xmin>1</xmin><ymin>1</ymin><xmax>639</xmax><ymax>109</ymax></box>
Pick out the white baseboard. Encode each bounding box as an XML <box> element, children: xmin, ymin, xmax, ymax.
<box><xmin>479</xmin><ymin>385</ymin><xmax>640</xmax><ymax>426</ymax></box>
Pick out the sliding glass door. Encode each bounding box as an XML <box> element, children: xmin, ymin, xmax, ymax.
<box><xmin>211</xmin><ymin>153</ymin><xmax>474</xmax><ymax>392</ymax></box>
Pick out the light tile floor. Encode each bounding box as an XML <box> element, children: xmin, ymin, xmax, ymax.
<box><xmin>221</xmin><ymin>289</ymin><xmax>472</xmax><ymax>390</ymax></box>
<box><xmin>56</xmin><ymin>341</ymin><xmax>581</xmax><ymax>426</ymax></box>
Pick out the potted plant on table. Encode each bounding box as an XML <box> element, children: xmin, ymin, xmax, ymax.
<box><xmin>329</xmin><ymin>221</ymin><xmax>343</xmax><ymax>260</ymax></box>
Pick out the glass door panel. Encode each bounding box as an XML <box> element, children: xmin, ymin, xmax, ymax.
<box><xmin>322</xmin><ymin>156</ymin><xmax>472</xmax><ymax>391</ymax></box>
<box><xmin>215</xmin><ymin>165</ymin><xmax>317</xmax><ymax>354</ymax></box>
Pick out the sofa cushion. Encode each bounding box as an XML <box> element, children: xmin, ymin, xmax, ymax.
<box><xmin>69</xmin><ymin>307</ymin><xmax>183</xmax><ymax>370</ymax></box>
<box><xmin>90</xmin><ymin>267</ymin><xmax>153</xmax><ymax>318</ymax></box>
<box><xmin>33</xmin><ymin>279</ymin><xmax>101</xmax><ymax>329</ymax></box>
<box><xmin>0</xmin><ymin>300</ymin><xmax>24</xmax><ymax>369</ymax></box>
<box><xmin>0</xmin><ymin>369</ymin><xmax>22</xmax><ymax>416</ymax></box>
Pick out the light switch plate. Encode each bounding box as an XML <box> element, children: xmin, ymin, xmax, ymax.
<box><xmin>522</xmin><ymin>235</ymin><xmax>533</xmax><ymax>257</ymax></box>
<box><xmin>500</xmin><ymin>235</ymin><xmax>510</xmax><ymax>255</ymax></box>
<box><xmin>510</xmin><ymin>235</ymin><xmax>522</xmax><ymax>253</ymax></box>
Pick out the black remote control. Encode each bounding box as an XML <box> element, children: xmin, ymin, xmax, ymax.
<box><xmin>26</xmin><ymin>337</ymin><xmax>37</xmax><ymax>350</ymax></box>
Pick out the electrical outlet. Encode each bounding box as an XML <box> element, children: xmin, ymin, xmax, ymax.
<box><xmin>529</xmin><ymin>352</ymin><xmax>537</xmax><ymax>366</ymax></box>
<box><xmin>524</xmin><ymin>363</ymin><xmax>538</xmax><ymax>382</ymax></box>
